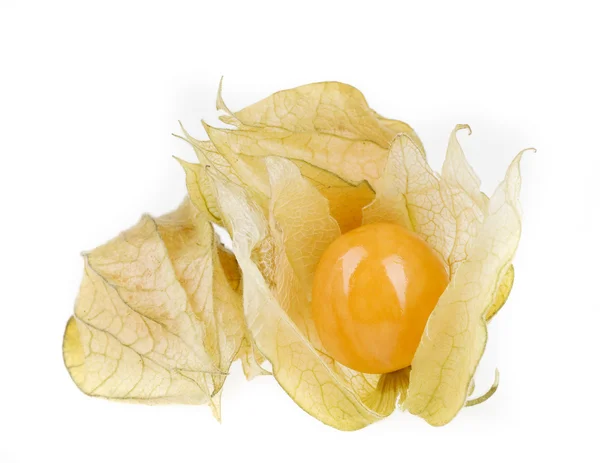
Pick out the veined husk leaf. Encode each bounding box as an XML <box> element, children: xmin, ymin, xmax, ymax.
<box><xmin>180</xmin><ymin>137</ymin><xmax>376</xmax><ymax>238</ymax></box>
<box><xmin>184</xmin><ymin>81</ymin><xmax>413</xmax><ymax>237</ymax></box>
<box><xmin>404</xmin><ymin>151</ymin><xmax>524</xmax><ymax>425</ymax></box>
<box><xmin>364</xmin><ymin>125</ymin><xmax>516</xmax><ymax>312</ymax></box>
<box><xmin>485</xmin><ymin>264</ymin><xmax>515</xmax><ymax>322</ymax></box>
<box><xmin>363</xmin><ymin>126</ymin><xmax>526</xmax><ymax>424</ymax></box>
<box><xmin>209</xmin><ymin>81</ymin><xmax>423</xmax><ymax>185</ymax></box>
<box><xmin>364</xmin><ymin>126</ymin><xmax>486</xmax><ymax>277</ymax></box>
<box><xmin>293</xmin><ymin>160</ymin><xmax>375</xmax><ymax>234</ymax></box>
<box><xmin>209</xmin><ymin>157</ymin><xmax>407</xmax><ymax>430</ymax></box>
<box><xmin>63</xmin><ymin>199</ymin><xmax>264</xmax><ymax>416</ymax></box>
<box><xmin>217</xmin><ymin>241</ymin><xmax>270</xmax><ymax>379</ymax></box>
<box><xmin>265</xmin><ymin>157</ymin><xmax>411</xmax><ymax>409</ymax></box>
<box><xmin>175</xmin><ymin>124</ymin><xmax>270</xmax><ymax>223</ymax></box>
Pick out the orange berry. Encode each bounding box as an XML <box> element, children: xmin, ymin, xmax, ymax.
<box><xmin>312</xmin><ymin>223</ymin><xmax>449</xmax><ymax>374</ymax></box>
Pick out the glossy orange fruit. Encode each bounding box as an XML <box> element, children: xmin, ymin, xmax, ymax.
<box><xmin>312</xmin><ymin>223</ymin><xmax>449</xmax><ymax>374</ymax></box>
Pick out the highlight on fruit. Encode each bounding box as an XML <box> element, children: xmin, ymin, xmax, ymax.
<box><xmin>62</xmin><ymin>80</ymin><xmax>531</xmax><ymax>430</ymax></box>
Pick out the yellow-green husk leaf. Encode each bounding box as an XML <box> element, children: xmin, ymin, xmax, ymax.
<box><xmin>404</xmin><ymin>152</ymin><xmax>526</xmax><ymax>425</ymax></box>
<box><xmin>210</xmin><ymin>159</ymin><xmax>406</xmax><ymax>430</ymax></box>
<box><xmin>63</xmin><ymin>200</ymin><xmax>257</xmax><ymax>412</ymax></box>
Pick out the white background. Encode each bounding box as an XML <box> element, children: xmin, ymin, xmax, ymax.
<box><xmin>1</xmin><ymin>1</ymin><xmax>599</xmax><ymax>462</ymax></box>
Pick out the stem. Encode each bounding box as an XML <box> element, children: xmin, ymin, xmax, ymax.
<box><xmin>465</xmin><ymin>369</ymin><xmax>500</xmax><ymax>407</ymax></box>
